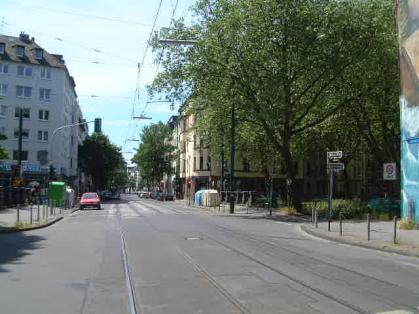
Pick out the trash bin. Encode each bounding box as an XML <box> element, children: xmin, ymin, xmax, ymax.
<box><xmin>195</xmin><ymin>190</ymin><xmax>204</xmax><ymax>206</ymax></box>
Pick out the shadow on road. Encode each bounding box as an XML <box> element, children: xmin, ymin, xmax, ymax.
<box><xmin>0</xmin><ymin>232</ymin><xmax>45</xmax><ymax>272</ymax></box>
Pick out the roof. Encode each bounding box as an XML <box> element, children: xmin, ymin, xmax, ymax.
<box><xmin>0</xmin><ymin>33</ymin><xmax>66</xmax><ymax>69</ymax></box>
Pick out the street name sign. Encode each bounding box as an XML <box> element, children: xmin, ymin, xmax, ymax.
<box><xmin>327</xmin><ymin>151</ymin><xmax>343</xmax><ymax>163</ymax></box>
<box><xmin>383</xmin><ymin>163</ymin><xmax>397</xmax><ymax>181</ymax></box>
<box><xmin>327</xmin><ymin>162</ymin><xmax>345</xmax><ymax>171</ymax></box>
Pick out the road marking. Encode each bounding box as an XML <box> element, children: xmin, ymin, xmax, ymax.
<box><xmin>398</xmin><ymin>261</ymin><xmax>419</xmax><ymax>270</ymax></box>
<box><xmin>374</xmin><ymin>310</ymin><xmax>414</xmax><ymax>314</ymax></box>
<box><xmin>275</xmin><ymin>221</ymin><xmax>291</xmax><ymax>226</ymax></box>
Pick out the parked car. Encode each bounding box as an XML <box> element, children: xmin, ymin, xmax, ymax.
<box><xmin>150</xmin><ymin>191</ymin><xmax>162</xmax><ymax>199</ymax></box>
<box><xmin>138</xmin><ymin>191</ymin><xmax>150</xmax><ymax>198</ymax></box>
<box><xmin>80</xmin><ymin>192</ymin><xmax>101</xmax><ymax>210</ymax></box>
<box><xmin>100</xmin><ymin>190</ymin><xmax>112</xmax><ymax>201</ymax></box>
<box><xmin>109</xmin><ymin>191</ymin><xmax>121</xmax><ymax>200</ymax></box>
<box><xmin>160</xmin><ymin>192</ymin><xmax>175</xmax><ymax>201</ymax></box>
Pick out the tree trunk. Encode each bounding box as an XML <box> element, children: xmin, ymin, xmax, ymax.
<box><xmin>282</xmin><ymin>145</ymin><xmax>302</xmax><ymax>211</ymax></box>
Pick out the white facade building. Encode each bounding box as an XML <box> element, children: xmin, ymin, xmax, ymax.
<box><xmin>0</xmin><ymin>32</ymin><xmax>87</xmax><ymax>184</ymax></box>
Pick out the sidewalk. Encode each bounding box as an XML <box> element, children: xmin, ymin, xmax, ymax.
<box><xmin>0</xmin><ymin>204</ymin><xmax>75</xmax><ymax>231</ymax></box>
<box><xmin>302</xmin><ymin>220</ymin><xmax>419</xmax><ymax>257</ymax></box>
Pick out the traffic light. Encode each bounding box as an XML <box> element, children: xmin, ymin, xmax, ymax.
<box><xmin>94</xmin><ymin>118</ymin><xmax>102</xmax><ymax>133</ymax></box>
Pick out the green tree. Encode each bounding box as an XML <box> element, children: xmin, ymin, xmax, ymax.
<box><xmin>78</xmin><ymin>132</ymin><xmax>125</xmax><ymax>190</ymax></box>
<box><xmin>131</xmin><ymin>122</ymin><xmax>174</xmax><ymax>188</ymax></box>
<box><xmin>151</xmin><ymin>0</ymin><xmax>397</xmax><ymax>209</ymax></box>
<box><xmin>0</xmin><ymin>133</ymin><xmax>8</xmax><ymax>160</ymax></box>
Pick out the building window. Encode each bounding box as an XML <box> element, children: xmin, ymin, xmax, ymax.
<box><xmin>35</xmin><ymin>49</ymin><xmax>43</xmax><ymax>60</ymax></box>
<box><xmin>0</xmin><ymin>63</ymin><xmax>8</xmax><ymax>74</ymax></box>
<box><xmin>39</xmin><ymin>88</ymin><xmax>51</xmax><ymax>101</ymax></box>
<box><xmin>13</xmin><ymin>150</ymin><xmax>28</xmax><ymax>161</ymax></box>
<box><xmin>15</xmin><ymin>46</ymin><xmax>24</xmax><ymax>57</ymax></box>
<box><xmin>70</xmin><ymin>158</ymin><xmax>73</xmax><ymax>168</ymax></box>
<box><xmin>71</xmin><ymin>135</ymin><xmax>74</xmax><ymax>146</ymax></box>
<box><xmin>0</xmin><ymin>126</ymin><xmax>5</xmax><ymax>135</ymax></box>
<box><xmin>41</xmin><ymin>68</ymin><xmax>51</xmax><ymax>79</ymax></box>
<box><xmin>37</xmin><ymin>130</ymin><xmax>48</xmax><ymax>141</ymax></box>
<box><xmin>193</xmin><ymin>157</ymin><xmax>196</xmax><ymax>171</ymax></box>
<box><xmin>37</xmin><ymin>150</ymin><xmax>48</xmax><ymax>165</ymax></box>
<box><xmin>207</xmin><ymin>156</ymin><xmax>211</xmax><ymax>170</ymax></box>
<box><xmin>199</xmin><ymin>155</ymin><xmax>204</xmax><ymax>170</ymax></box>
<box><xmin>14</xmin><ymin>128</ymin><xmax>30</xmax><ymax>139</ymax></box>
<box><xmin>0</xmin><ymin>84</ymin><xmax>7</xmax><ymax>96</ymax></box>
<box><xmin>38</xmin><ymin>109</ymin><xmax>49</xmax><ymax>120</ymax></box>
<box><xmin>17</xmin><ymin>65</ymin><xmax>32</xmax><ymax>77</ymax></box>
<box><xmin>0</xmin><ymin>43</ymin><xmax>4</xmax><ymax>54</ymax></box>
<box><xmin>243</xmin><ymin>159</ymin><xmax>250</xmax><ymax>172</ymax></box>
<box><xmin>16</xmin><ymin>86</ymin><xmax>32</xmax><ymax>98</ymax></box>
<box><xmin>15</xmin><ymin>107</ymin><xmax>30</xmax><ymax>119</ymax></box>
<box><xmin>0</xmin><ymin>105</ymin><xmax>7</xmax><ymax>117</ymax></box>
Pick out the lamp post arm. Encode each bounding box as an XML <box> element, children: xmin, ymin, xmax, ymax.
<box><xmin>49</xmin><ymin>120</ymin><xmax>94</xmax><ymax>170</ymax></box>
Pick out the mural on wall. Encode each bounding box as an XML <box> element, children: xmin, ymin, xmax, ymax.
<box><xmin>398</xmin><ymin>0</ymin><xmax>419</xmax><ymax>220</ymax></box>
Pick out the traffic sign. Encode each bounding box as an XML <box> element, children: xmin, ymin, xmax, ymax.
<box><xmin>383</xmin><ymin>163</ymin><xmax>397</xmax><ymax>180</ymax></box>
<box><xmin>327</xmin><ymin>162</ymin><xmax>345</xmax><ymax>171</ymax></box>
<box><xmin>327</xmin><ymin>151</ymin><xmax>343</xmax><ymax>162</ymax></box>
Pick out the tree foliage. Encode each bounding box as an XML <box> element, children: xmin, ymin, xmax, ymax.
<box><xmin>0</xmin><ymin>133</ymin><xmax>8</xmax><ymax>160</ymax></box>
<box><xmin>151</xmin><ymin>0</ymin><xmax>399</xmax><ymax>208</ymax></box>
<box><xmin>78</xmin><ymin>132</ymin><xmax>125</xmax><ymax>190</ymax></box>
<box><xmin>131</xmin><ymin>122</ymin><xmax>174</xmax><ymax>188</ymax></box>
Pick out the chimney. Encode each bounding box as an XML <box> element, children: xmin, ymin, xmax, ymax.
<box><xmin>19</xmin><ymin>32</ymin><xmax>31</xmax><ymax>43</ymax></box>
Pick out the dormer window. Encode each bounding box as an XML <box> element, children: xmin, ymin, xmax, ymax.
<box><xmin>0</xmin><ymin>43</ymin><xmax>5</xmax><ymax>55</ymax></box>
<box><xmin>35</xmin><ymin>48</ymin><xmax>43</xmax><ymax>60</ymax></box>
<box><xmin>15</xmin><ymin>45</ymin><xmax>24</xmax><ymax>58</ymax></box>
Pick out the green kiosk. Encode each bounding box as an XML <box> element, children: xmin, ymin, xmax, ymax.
<box><xmin>48</xmin><ymin>181</ymin><xmax>66</xmax><ymax>207</ymax></box>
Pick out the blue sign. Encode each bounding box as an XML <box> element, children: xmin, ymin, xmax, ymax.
<box><xmin>407</xmin><ymin>137</ymin><xmax>419</xmax><ymax>144</ymax></box>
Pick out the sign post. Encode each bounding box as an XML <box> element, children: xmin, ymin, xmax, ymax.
<box><xmin>327</xmin><ymin>151</ymin><xmax>344</xmax><ymax>232</ymax></box>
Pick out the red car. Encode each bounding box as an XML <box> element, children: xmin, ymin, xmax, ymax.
<box><xmin>80</xmin><ymin>192</ymin><xmax>101</xmax><ymax>210</ymax></box>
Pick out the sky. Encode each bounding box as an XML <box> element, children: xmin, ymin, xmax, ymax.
<box><xmin>0</xmin><ymin>0</ymin><xmax>195</xmax><ymax>164</ymax></box>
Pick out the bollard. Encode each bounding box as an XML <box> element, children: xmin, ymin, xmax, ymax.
<box><xmin>339</xmin><ymin>213</ymin><xmax>343</xmax><ymax>236</ymax></box>
<box><xmin>312</xmin><ymin>207</ymin><xmax>314</xmax><ymax>226</ymax></box>
<box><xmin>17</xmin><ymin>205</ymin><xmax>20</xmax><ymax>225</ymax></box>
<box><xmin>367</xmin><ymin>213</ymin><xmax>370</xmax><ymax>241</ymax></box>
<box><xmin>315</xmin><ymin>209</ymin><xmax>318</xmax><ymax>228</ymax></box>
<box><xmin>30</xmin><ymin>204</ymin><xmax>33</xmax><ymax>225</ymax></box>
<box><xmin>393</xmin><ymin>216</ymin><xmax>398</xmax><ymax>244</ymax></box>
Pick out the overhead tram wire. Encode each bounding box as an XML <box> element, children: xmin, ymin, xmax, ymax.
<box><xmin>125</xmin><ymin>0</ymin><xmax>165</xmax><ymax>152</ymax></box>
<box><xmin>4</xmin><ymin>22</ymin><xmax>138</xmax><ymax>63</ymax></box>
<box><xmin>140</xmin><ymin>0</ymin><xmax>180</xmax><ymax>116</ymax></box>
<box><xmin>4</xmin><ymin>1</ymin><xmax>161</xmax><ymax>27</ymax></box>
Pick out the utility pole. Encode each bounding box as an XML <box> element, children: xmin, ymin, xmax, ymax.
<box><xmin>229</xmin><ymin>102</ymin><xmax>235</xmax><ymax>213</ymax></box>
<box><xmin>17</xmin><ymin>108</ymin><xmax>23</xmax><ymax>177</ymax></box>
<box><xmin>220</xmin><ymin>143</ymin><xmax>224</xmax><ymax>192</ymax></box>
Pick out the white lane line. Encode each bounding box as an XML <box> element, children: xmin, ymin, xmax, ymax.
<box><xmin>374</xmin><ymin>310</ymin><xmax>414</xmax><ymax>314</ymax></box>
<box><xmin>275</xmin><ymin>221</ymin><xmax>292</xmax><ymax>226</ymax></box>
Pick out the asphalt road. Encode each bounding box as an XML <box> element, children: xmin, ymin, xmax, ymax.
<box><xmin>1</xmin><ymin>194</ymin><xmax>419</xmax><ymax>314</ymax></box>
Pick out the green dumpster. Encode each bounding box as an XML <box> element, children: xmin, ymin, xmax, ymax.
<box><xmin>48</xmin><ymin>181</ymin><xmax>65</xmax><ymax>207</ymax></box>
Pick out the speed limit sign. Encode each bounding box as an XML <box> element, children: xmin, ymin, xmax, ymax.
<box><xmin>383</xmin><ymin>163</ymin><xmax>397</xmax><ymax>181</ymax></box>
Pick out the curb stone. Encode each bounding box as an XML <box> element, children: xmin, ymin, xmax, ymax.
<box><xmin>300</xmin><ymin>224</ymin><xmax>419</xmax><ymax>259</ymax></box>
<box><xmin>0</xmin><ymin>216</ymin><xmax>64</xmax><ymax>233</ymax></box>
<box><xmin>0</xmin><ymin>207</ymin><xmax>79</xmax><ymax>234</ymax></box>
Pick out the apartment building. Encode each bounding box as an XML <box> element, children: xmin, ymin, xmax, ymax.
<box><xmin>168</xmin><ymin>103</ymin><xmax>395</xmax><ymax>202</ymax></box>
<box><xmin>0</xmin><ymin>32</ymin><xmax>87</xmax><ymax>187</ymax></box>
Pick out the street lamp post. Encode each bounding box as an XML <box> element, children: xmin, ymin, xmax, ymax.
<box><xmin>179</xmin><ymin>156</ymin><xmax>191</xmax><ymax>206</ymax></box>
<box><xmin>49</xmin><ymin>120</ymin><xmax>94</xmax><ymax>178</ymax></box>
